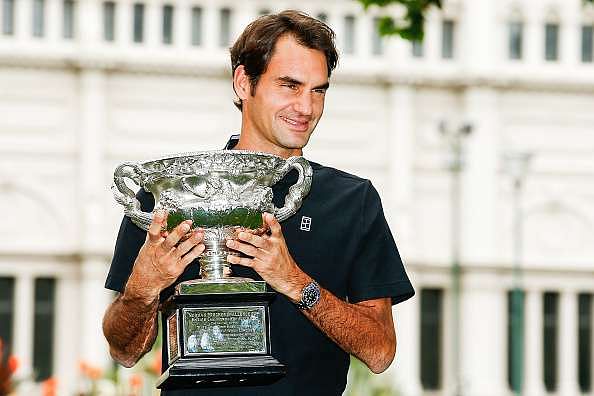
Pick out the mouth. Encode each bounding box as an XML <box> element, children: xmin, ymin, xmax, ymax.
<box><xmin>280</xmin><ymin>115</ymin><xmax>310</xmax><ymax>132</ymax></box>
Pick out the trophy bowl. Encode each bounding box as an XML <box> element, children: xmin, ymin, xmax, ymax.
<box><xmin>112</xmin><ymin>150</ymin><xmax>312</xmax><ymax>389</ymax></box>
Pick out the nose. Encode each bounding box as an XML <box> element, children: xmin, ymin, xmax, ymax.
<box><xmin>294</xmin><ymin>91</ymin><xmax>313</xmax><ymax>116</ymax></box>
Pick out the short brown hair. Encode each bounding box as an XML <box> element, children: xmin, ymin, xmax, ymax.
<box><xmin>230</xmin><ymin>10</ymin><xmax>339</xmax><ymax>111</ymax></box>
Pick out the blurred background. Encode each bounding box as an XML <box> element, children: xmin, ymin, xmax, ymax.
<box><xmin>1</xmin><ymin>0</ymin><xmax>593</xmax><ymax>395</ymax></box>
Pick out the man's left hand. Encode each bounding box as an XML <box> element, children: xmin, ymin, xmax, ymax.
<box><xmin>226</xmin><ymin>212</ymin><xmax>308</xmax><ymax>302</ymax></box>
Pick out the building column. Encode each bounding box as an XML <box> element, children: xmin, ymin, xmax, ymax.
<box><xmin>203</xmin><ymin>4</ymin><xmax>218</xmax><ymax>50</ymax></box>
<box><xmin>560</xmin><ymin>0</ymin><xmax>580</xmax><ymax>67</ymax></box>
<box><xmin>461</xmin><ymin>87</ymin><xmax>498</xmax><ymax>265</ymax></box>
<box><xmin>54</xmin><ymin>274</ymin><xmax>80</xmax><ymax>396</ymax></box>
<box><xmin>146</xmin><ymin>1</ymin><xmax>160</xmax><ymax>47</ymax></box>
<box><xmin>386</xmin><ymin>85</ymin><xmax>414</xmax><ymax>255</ymax></box>
<box><xmin>78</xmin><ymin>68</ymin><xmax>111</xmax><ymax>368</ymax></box>
<box><xmin>459</xmin><ymin>0</ymin><xmax>496</xmax><ymax>73</ymax></box>
<box><xmin>389</xmin><ymin>279</ymin><xmax>422</xmax><ymax>396</ymax></box>
<box><xmin>14</xmin><ymin>0</ymin><xmax>32</xmax><ymax>40</ymax></box>
<box><xmin>356</xmin><ymin>13</ymin><xmax>372</xmax><ymax>58</ymax></box>
<box><xmin>524</xmin><ymin>4</ymin><xmax>543</xmax><ymax>66</ymax></box>
<box><xmin>174</xmin><ymin>0</ymin><xmax>190</xmax><ymax>49</ymax></box>
<box><xmin>79</xmin><ymin>258</ymin><xmax>112</xmax><ymax>365</ymax></box>
<box><xmin>459</xmin><ymin>272</ymin><xmax>507</xmax><ymax>396</ymax></box>
<box><xmin>424</xmin><ymin>9</ymin><xmax>440</xmax><ymax>62</ymax></box>
<box><xmin>46</xmin><ymin>0</ymin><xmax>60</xmax><ymax>43</ymax></box>
<box><xmin>524</xmin><ymin>288</ymin><xmax>545</xmax><ymax>396</ymax></box>
<box><xmin>117</xmin><ymin>0</ymin><xmax>133</xmax><ymax>45</ymax></box>
<box><xmin>78</xmin><ymin>0</ymin><xmax>101</xmax><ymax>45</ymax></box>
<box><xmin>559</xmin><ymin>290</ymin><xmax>580</xmax><ymax>396</ymax></box>
<box><xmin>13</xmin><ymin>274</ymin><xmax>34</xmax><ymax>378</ymax></box>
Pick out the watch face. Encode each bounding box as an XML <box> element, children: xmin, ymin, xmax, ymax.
<box><xmin>302</xmin><ymin>282</ymin><xmax>320</xmax><ymax>309</ymax></box>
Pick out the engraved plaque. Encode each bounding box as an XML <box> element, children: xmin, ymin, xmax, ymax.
<box><xmin>183</xmin><ymin>306</ymin><xmax>267</xmax><ymax>355</ymax></box>
<box><xmin>167</xmin><ymin>312</ymin><xmax>180</xmax><ymax>363</ymax></box>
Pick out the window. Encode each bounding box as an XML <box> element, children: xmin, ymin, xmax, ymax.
<box><xmin>0</xmin><ymin>278</ymin><xmax>15</xmax><ymax>351</ymax></box>
<box><xmin>582</xmin><ymin>25</ymin><xmax>593</xmax><ymax>63</ymax></box>
<box><xmin>103</xmin><ymin>1</ymin><xmax>115</xmax><ymax>41</ymax></box>
<box><xmin>412</xmin><ymin>40</ymin><xmax>423</xmax><ymax>57</ymax></box>
<box><xmin>545</xmin><ymin>23</ymin><xmax>559</xmax><ymax>61</ymax></box>
<box><xmin>62</xmin><ymin>0</ymin><xmax>75</xmax><ymax>39</ymax></box>
<box><xmin>371</xmin><ymin>17</ymin><xmax>383</xmax><ymax>55</ymax></box>
<box><xmin>32</xmin><ymin>0</ymin><xmax>45</xmax><ymax>37</ymax></box>
<box><xmin>543</xmin><ymin>292</ymin><xmax>559</xmax><ymax>392</ymax></box>
<box><xmin>2</xmin><ymin>0</ymin><xmax>14</xmax><ymax>35</ymax></box>
<box><xmin>441</xmin><ymin>19</ymin><xmax>455</xmax><ymax>59</ymax></box>
<box><xmin>420</xmin><ymin>288</ymin><xmax>442</xmax><ymax>390</ymax></box>
<box><xmin>162</xmin><ymin>4</ymin><xmax>173</xmax><ymax>44</ymax></box>
<box><xmin>508</xmin><ymin>21</ymin><xmax>523</xmax><ymax>60</ymax></box>
<box><xmin>507</xmin><ymin>289</ymin><xmax>525</xmax><ymax>392</ymax></box>
<box><xmin>33</xmin><ymin>278</ymin><xmax>55</xmax><ymax>381</ymax></box>
<box><xmin>316</xmin><ymin>13</ymin><xmax>328</xmax><ymax>23</ymax></box>
<box><xmin>191</xmin><ymin>7</ymin><xmax>202</xmax><ymax>46</ymax></box>
<box><xmin>578</xmin><ymin>293</ymin><xmax>592</xmax><ymax>393</ymax></box>
<box><xmin>219</xmin><ymin>8</ymin><xmax>231</xmax><ymax>47</ymax></box>
<box><xmin>344</xmin><ymin>15</ymin><xmax>355</xmax><ymax>54</ymax></box>
<box><xmin>133</xmin><ymin>3</ymin><xmax>145</xmax><ymax>43</ymax></box>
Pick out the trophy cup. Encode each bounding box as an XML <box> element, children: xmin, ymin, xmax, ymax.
<box><xmin>112</xmin><ymin>150</ymin><xmax>312</xmax><ymax>390</ymax></box>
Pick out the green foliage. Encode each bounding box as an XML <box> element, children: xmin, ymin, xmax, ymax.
<box><xmin>345</xmin><ymin>357</ymin><xmax>399</xmax><ymax>396</ymax></box>
<box><xmin>359</xmin><ymin>0</ymin><xmax>594</xmax><ymax>41</ymax></box>
<box><xmin>357</xmin><ymin>0</ymin><xmax>442</xmax><ymax>41</ymax></box>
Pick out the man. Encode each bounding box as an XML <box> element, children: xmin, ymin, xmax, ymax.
<box><xmin>103</xmin><ymin>10</ymin><xmax>414</xmax><ymax>395</ymax></box>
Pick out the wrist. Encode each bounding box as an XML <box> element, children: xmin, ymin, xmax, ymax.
<box><xmin>285</xmin><ymin>270</ymin><xmax>312</xmax><ymax>304</ymax></box>
<box><xmin>123</xmin><ymin>272</ymin><xmax>160</xmax><ymax>306</ymax></box>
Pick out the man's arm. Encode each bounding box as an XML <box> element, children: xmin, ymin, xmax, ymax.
<box><xmin>103</xmin><ymin>211</ymin><xmax>205</xmax><ymax>367</ymax></box>
<box><xmin>226</xmin><ymin>213</ymin><xmax>396</xmax><ymax>373</ymax></box>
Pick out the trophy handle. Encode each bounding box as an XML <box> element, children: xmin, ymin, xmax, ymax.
<box><xmin>273</xmin><ymin>156</ymin><xmax>313</xmax><ymax>222</ymax></box>
<box><xmin>112</xmin><ymin>162</ymin><xmax>153</xmax><ymax>231</ymax></box>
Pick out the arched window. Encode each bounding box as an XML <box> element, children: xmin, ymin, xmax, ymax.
<box><xmin>507</xmin><ymin>7</ymin><xmax>524</xmax><ymax>60</ymax></box>
<box><xmin>580</xmin><ymin>5</ymin><xmax>594</xmax><ymax>62</ymax></box>
<box><xmin>543</xmin><ymin>8</ymin><xmax>561</xmax><ymax>62</ymax></box>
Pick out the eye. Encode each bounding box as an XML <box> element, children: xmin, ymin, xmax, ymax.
<box><xmin>313</xmin><ymin>88</ymin><xmax>327</xmax><ymax>95</ymax></box>
<box><xmin>282</xmin><ymin>83</ymin><xmax>298</xmax><ymax>90</ymax></box>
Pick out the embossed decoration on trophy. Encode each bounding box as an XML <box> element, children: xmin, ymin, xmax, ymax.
<box><xmin>112</xmin><ymin>151</ymin><xmax>312</xmax><ymax>390</ymax></box>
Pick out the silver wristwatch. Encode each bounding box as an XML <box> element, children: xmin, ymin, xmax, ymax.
<box><xmin>296</xmin><ymin>281</ymin><xmax>321</xmax><ymax>310</ymax></box>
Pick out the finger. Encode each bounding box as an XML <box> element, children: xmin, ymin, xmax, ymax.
<box><xmin>226</xmin><ymin>239</ymin><xmax>262</xmax><ymax>258</ymax></box>
<box><xmin>236</xmin><ymin>231</ymin><xmax>268</xmax><ymax>249</ymax></box>
<box><xmin>227</xmin><ymin>254</ymin><xmax>254</xmax><ymax>267</ymax></box>
<box><xmin>174</xmin><ymin>230</ymin><xmax>204</xmax><ymax>258</ymax></box>
<box><xmin>263</xmin><ymin>213</ymin><xmax>282</xmax><ymax>236</ymax></box>
<box><xmin>179</xmin><ymin>243</ymin><xmax>206</xmax><ymax>267</ymax></box>
<box><xmin>148</xmin><ymin>210</ymin><xmax>168</xmax><ymax>243</ymax></box>
<box><xmin>162</xmin><ymin>220</ymin><xmax>192</xmax><ymax>250</ymax></box>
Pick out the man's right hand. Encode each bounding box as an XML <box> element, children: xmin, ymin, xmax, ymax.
<box><xmin>125</xmin><ymin>210</ymin><xmax>205</xmax><ymax>302</ymax></box>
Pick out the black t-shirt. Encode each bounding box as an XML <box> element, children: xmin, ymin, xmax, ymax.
<box><xmin>106</xmin><ymin>138</ymin><xmax>415</xmax><ymax>396</ymax></box>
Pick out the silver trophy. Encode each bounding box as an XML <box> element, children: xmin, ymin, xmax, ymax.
<box><xmin>112</xmin><ymin>150</ymin><xmax>312</xmax><ymax>389</ymax></box>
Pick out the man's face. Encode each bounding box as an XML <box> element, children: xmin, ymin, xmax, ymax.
<box><xmin>242</xmin><ymin>34</ymin><xmax>329</xmax><ymax>155</ymax></box>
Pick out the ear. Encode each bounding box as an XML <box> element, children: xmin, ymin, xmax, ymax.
<box><xmin>233</xmin><ymin>65</ymin><xmax>251</xmax><ymax>102</ymax></box>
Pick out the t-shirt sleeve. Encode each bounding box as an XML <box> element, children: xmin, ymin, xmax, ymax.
<box><xmin>105</xmin><ymin>190</ymin><xmax>155</xmax><ymax>293</ymax></box>
<box><xmin>347</xmin><ymin>181</ymin><xmax>415</xmax><ymax>305</ymax></box>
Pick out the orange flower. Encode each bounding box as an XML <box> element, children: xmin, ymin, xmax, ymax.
<box><xmin>42</xmin><ymin>377</ymin><xmax>58</xmax><ymax>396</ymax></box>
<box><xmin>7</xmin><ymin>356</ymin><xmax>19</xmax><ymax>374</ymax></box>
<box><xmin>150</xmin><ymin>352</ymin><xmax>162</xmax><ymax>375</ymax></box>
<box><xmin>129</xmin><ymin>373</ymin><xmax>143</xmax><ymax>389</ymax></box>
<box><xmin>79</xmin><ymin>360</ymin><xmax>103</xmax><ymax>380</ymax></box>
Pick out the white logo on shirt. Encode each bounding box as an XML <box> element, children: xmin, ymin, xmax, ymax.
<box><xmin>300</xmin><ymin>216</ymin><xmax>312</xmax><ymax>232</ymax></box>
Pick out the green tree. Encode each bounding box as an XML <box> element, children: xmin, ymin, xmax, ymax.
<box><xmin>359</xmin><ymin>0</ymin><xmax>594</xmax><ymax>41</ymax></box>
<box><xmin>357</xmin><ymin>0</ymin><xmax>441</xmax><ymax>41</ymax></box>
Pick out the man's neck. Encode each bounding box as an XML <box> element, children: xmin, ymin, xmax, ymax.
<box><xmin>233</xmin><ymin>130</ymin><xmax>303</xmax><ymax>159</ymax></box>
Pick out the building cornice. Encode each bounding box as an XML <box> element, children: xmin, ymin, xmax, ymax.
<box><xmin>3</xmin><ymin>53</ymin><xmax>594</xmax><ymax>94</ymax></box>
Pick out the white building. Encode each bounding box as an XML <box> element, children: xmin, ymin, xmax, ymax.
<box><xmin>0</xmin><ymin>0</ymin><xmax>593</xmax><ymax>395</ymax></box>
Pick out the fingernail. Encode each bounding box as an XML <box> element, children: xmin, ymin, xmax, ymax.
<box><xmin>226</xmin><ymin>240</ymin><xmax>233</xmax><ymax>247</ymax></box>
<box><xmin>181</xmin><ymin>224</ymin><xmax>190</xmax><ymax>232</ymax></box>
